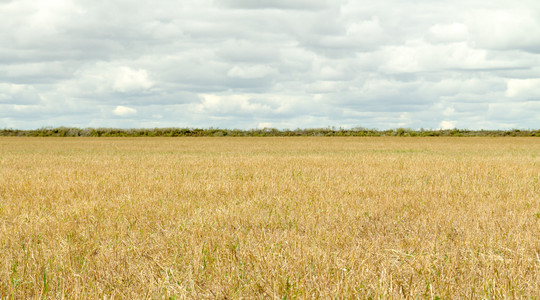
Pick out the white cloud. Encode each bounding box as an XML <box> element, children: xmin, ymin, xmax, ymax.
<box><xmin>467</xmin><ymin>9</ymin><xmax>540</xmax><ymax>52</ymax></box>
<box><xmin>227</xmin><ymin>65</ymin><xmax>278</xmax><ymax>79</ymax></box>
<box><xmin>379</xmin><ymin>40</ymin><xmax>522</xmax><ymax>73</ymax></box>
<box><xmin>112</xmin><ymin>67</ymin><xmax>153</xmax><ymax>93</ymax></box>
<box><xmin>439</xmin><ymin>121</ymin><xmax>456</xmax><ymax>130</ymax></box>
<box><xmin>1</xmin><ymin>0</ymin><xmax>539</xmax><ymax>129</ymax></box>
<box><xmin>221</xmin><ymin>0</ymin><xmax>332</xmax><ymax>10</ymax></box>
<box><xmin>59</xmin><ymin>64</ymin><xmax>153</xmax><ymax>96</ymax></box>
<box><xmin>257</xmin><ymin>122</ymin><xmax>273</xmax><ymax>129</ymax></box>
<box><xmin>113</xmin><ymin>105</ymin><xmax>137</xmax><ymax>116</ymax></box>
<box><xmin>198</xmin><ymin>93</ymin><xmax>288</xmax><ymax>115</ymax></box>
<box><xmin>0</xmin><ymin>83</ymin><xmax>41</xmax><ymax>104</ymax></box>
<box><xmin>506</xmin><ymin>78</ymin><xmax>540</xmax><ymax>98</ymax></box>
<box><xmin>426</xmin><ymin>23</ymin><xmax>469</xmax><ymax>44</ymax></box>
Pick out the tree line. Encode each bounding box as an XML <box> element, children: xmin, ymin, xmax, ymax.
<box><xmin>1</xmin><ymin>127</ymin><xmax>539</xmax><ymax>137</ymax></box>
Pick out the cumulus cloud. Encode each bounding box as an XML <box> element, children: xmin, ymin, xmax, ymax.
<box><xmin>257</xmin><ymin>122</ymin><xmax>273</xmax><ymax>129</ymax></box>
<box><xmin>439</xmin><ymin>121</ymin><xmax>457</xmax><ymax>130</ymax></box>
<box><xmin>426</xmin><ymin>23</ymin><xmax>469</xmax><ymax>44</ymax></box>
<box><xmin>467</xmin><ymin>9</ymin><xmax>540</xmax><ymax>52</ymax></box>
<box><xmin>0</xmin><ymin>83</ymin><xmax>41</xmax><ymax>104</ymax></box>
<box><xmin>1</xmin><ymin>0</ymin><xmax>539</xmax><ymax>129</ymax></box>
<box><xmin>113</xmin><ymin>106</ymin><xmax>137</xmax><ymax>116</ymax></box>
<box><xmin>227</xmin><ymin>65</ymin><xmax>278</xmax><ymax>79</ymax></box>
<box><xmin>111</xmin><ymin>67</ymin><xmax>153</xmax><ymax>93</ymax></box>
<box><xmin>220</xmin><ymin>0</ymin><xmax>332</xmax><ymax>10</ymax></box>
<box><xmin>60</xmin><ymin>64</ymin><xmax>153</xmax><ymax>96</ymax></box>
<box><xmin>506</xmin><ymin>78</ymin><xmax>540</xmax><ymax>99</ymax></box>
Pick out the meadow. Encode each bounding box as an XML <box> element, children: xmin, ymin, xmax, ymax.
<box><xmin>0</xmin><ymin>137</ymin><xmax>538</xmax><ymax>298</ymax></box>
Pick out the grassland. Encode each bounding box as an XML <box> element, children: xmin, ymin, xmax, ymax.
<box><xmin>0</xmin><ymin>137</ymin><xmax>538</xmax><ymax>298</ymax></box>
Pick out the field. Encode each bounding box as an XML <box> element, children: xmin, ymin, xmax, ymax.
<box><xmin>0</xmin><ymin>137</ymin><xmax>539</xmax><ymax>298</ymax></box>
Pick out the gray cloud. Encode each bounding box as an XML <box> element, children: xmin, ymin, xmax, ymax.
<box><xmin>0</xmin><ymin>0</ymin><xmax>539</xmax><ymax>130</ymax></box>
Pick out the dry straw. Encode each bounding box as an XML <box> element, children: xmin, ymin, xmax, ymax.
<box><xmin>0</xmin><ymin>137</ymin><xmax>538</xmax><ymax>298</ymax></box>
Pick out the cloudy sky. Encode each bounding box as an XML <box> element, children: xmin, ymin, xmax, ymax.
<box><xmin>1</xmin><ymin>0</ymin><xmax>539</xmax><ymax>130</ymax></box>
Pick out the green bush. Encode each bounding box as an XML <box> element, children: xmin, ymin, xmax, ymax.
<box><xmin>1</xmin><ymin>127</ymin><xmax>538</xmax><ymax>137</ymax></box>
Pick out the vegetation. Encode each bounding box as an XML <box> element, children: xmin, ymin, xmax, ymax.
<box><xmin>0</xmin><ymin>137</ymin><xmax>539</xmax><ymax>298</ymax></box>
<box><xmin>1</xmin><ymin>126</ymin><xmax>539</xmax><ymax>137</ymax></box>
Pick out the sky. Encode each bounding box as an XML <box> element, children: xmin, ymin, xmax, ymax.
<box><xmin>1</xmin><ymin>0</ymin><xmax>539</xmax><ymax>130</ymax></box>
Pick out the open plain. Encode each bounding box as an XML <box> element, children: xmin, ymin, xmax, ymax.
<box><xmin>0</xmin><ymin>137</ymin><xmax>539</xmax><ymax>298</ymax></box>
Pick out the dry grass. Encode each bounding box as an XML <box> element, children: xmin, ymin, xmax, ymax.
<box><xmin>0</xmin><ymin>137</ymin><xmax>539</xmax><ymax>299</ymax></box>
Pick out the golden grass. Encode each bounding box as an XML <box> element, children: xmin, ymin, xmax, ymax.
<box><xmin>0</xmin><ymin>137</ymin><xmax>539</xmax><ymax>299</ymax></box>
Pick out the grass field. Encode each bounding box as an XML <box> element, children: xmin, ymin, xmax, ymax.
<box><xmin>0</xmin><ymin>137</ymin><xmax>539</xmax><ymax>298</ymax></box>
